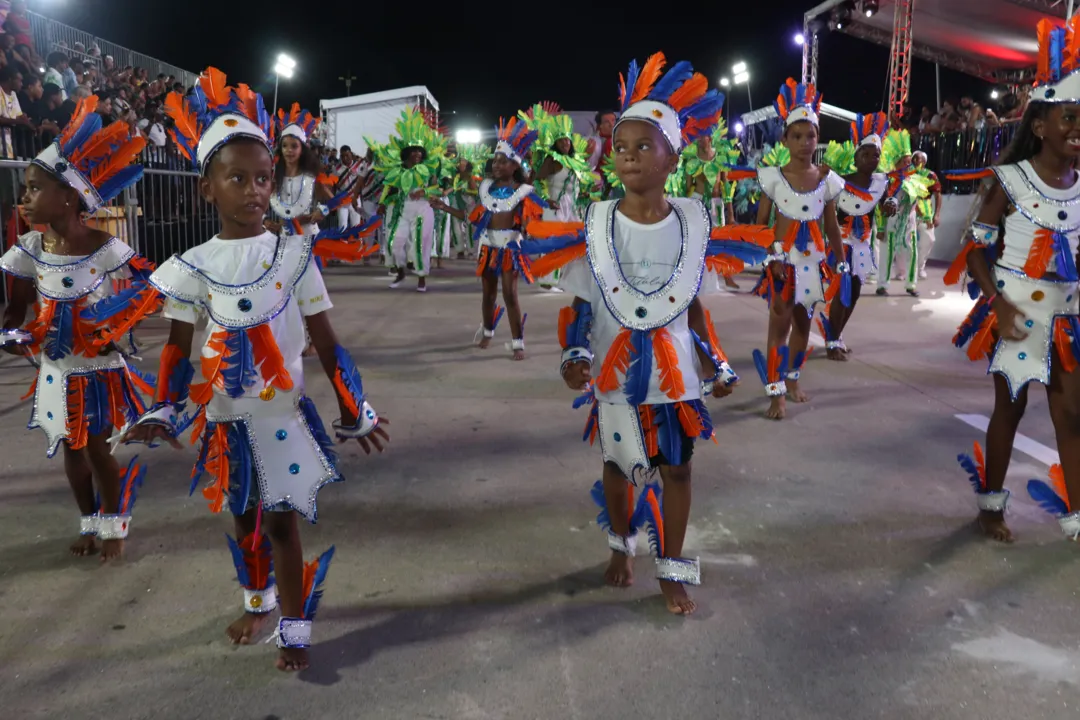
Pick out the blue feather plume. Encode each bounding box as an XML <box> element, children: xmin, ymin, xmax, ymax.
<box><xmin>471</xmin><ymin>209</ymin><xmax>493</xmax><ymax>243</ymax></box>
<box><xmin>118</xmin><ymin>456</ymin><xmax>147</xmax><ymax>514</ymax></box>
<box><xmin>590</xmin><ymin>479</ymin><xmax>612</xmax><ymax>532</ymax></box>
<box><xmin>325</xmin><ymin>187</ymin><xmax>354</xmax><ymax>212</ymax></box>
<box><xmin>225</xmin><ymin>534</ymin><xmax>251</xmax><ymax>588</ymax></box>
<box><xmin>953</xmin><ymin>297</ymin><xmax>991</xmax><ymax>349</ymax></box>
<box><xmin>226</xmin><ymin>422</ymin><xmax>253</xmax><ymax>517</ymax></box>
<box><xmin>521</xmin><ymin>230</ymin><xmax>585</xmax><ymax>255</ymax></box>
<box><xmin>567</xmin><ymin>301</ymin><xmax>592</xmax><ymax>348</ymax></box>
<box><xmin>752</xmin><ymin>348</ymin><xmax>769</xmax><ymax>384</ymax></box>
<box><xmin>221</xmin><ymin>330</ymin><xmax>257</xmax><ymax>398</ymax></box>
<box><xmin>1054</xmin><ymin>231</ymin><xmax>1079</xmax><ymax>282</ymax></box>
<box><xmin>302</xmin><ymin>545</ymin><xmax>335</xmax><ymax>620</ymax></box>
<box><xmin>641</xmin><ymin>484</ymin><xmax>664</xmax><ymax>557</ymax></box>
<box><xmin>189</xmin><ymin>420</ymin><xmax>216</xmax><ymax>496</ymax></box>
<box><xmin>656</xmin><ymin>404</ymin><xmax>682</xmax><ymax>465</ymax></box>
<box><xmin>1051</xmin><ymin>27</ymin><xmax>1066</xmax><ymax>81</ymax></box>
<box><xmin>60</xmin><ymin>112</ymin><xmax>102</xmax><ymax>157</ymax></box>
<box><xmin>792</xmin><ymin>349</ymin><xmax>808</xmax><ymax>372</ymax></box>
<box><xmin>1027</xmin><ymin>479</ymin><xmax>1069</xmax><ymax>516</ymax></box>
<box><xmin>706</xmin><ymin>239</ymin><xmax>769</xmax><ymax>265</ymax></box>
<box><xmin>689</xmin><ymin>329</ymin><xmax>722</xmax><ymax>375</ymax></box>
<box><xmin>492</xmin><ymin>305</ymin><xmax>505</xmax><ymax>332</ymax></box>
<box><xmin>620</xmin><ymin>59</ymin><xmax>640</xmax><ymax>112</ymax></box>
<box><xmin>85</xmin><ymin>373</ymin><xmax>110</xmax><ymax>435</ymax></box>
<box><xmin>687</xmin><ymin>399</ymin><xmax>714</xmax><ymax>440</ymax></box>
<box><xmin>582</xmin><ymin>400</ymin><xmax>598</xmax><ymax>442</ymax></box>
<box><xmin>957</xmin><ymin>453</ymin><xmax>984</xmax><ymax>492</ymax></box>
<box><xmin>1067</xmin><ymin>317</ymin><xmax>1080</xmax><ymax>361</ymax></box>
<box><xmin>840</xmin><ymin>269</ymin><xmax>852</xmax><ymax>308</ymax></box>
<box><xmin>333</xmin><ymin>344</ymin><xmax>366</xmax><ymax>405</ymax></box>
<box><xmin>169</xmin><ymin>357</ymin><xmax>194</xmax><ymax>405</ymax></box>
<box><xmin>623</xmin><ymin>329</ymin><xmax>653</xmax><ymax>406</ymax></box>
<box><xmin>679</xmin><ymin>91</ymin><xmax>724</xmax><ymax>127</ymax></box>
<box><xmin>45</xmin><ymin>301</ymin><xmax>74</xmax><ymax>361</ymax></box>
<box><xmin>793</xmin><ymin>221</ymin><xmax>812</xmax><ymax>253</ymax></box>
<box><xmin>97</xmin><ymin>165</ymin><xmax>143</xmax><ymax>205</ymax></box>
<box><xmin>572</xmin><ymin>386</ymin><xmax>595</xmax><ymax>410</ymax></box>
<box><xmin>650</xmin><ymin>61</ymin><xmax>693</xmax><ymax>104</ymax></box>
<box><xmin>299</xmin><ymin>396</ymin><xmax>338</xmax><ymax>466</ymax></box>
<box><xmin>80</xmin><ymin>279</ymin><xmax>151</xmax><ymax>324</ymax></box>
<box><xmin>818</xmin><ymin>312</ymin><xmax>837</xmax><ymax>342</ymax></box>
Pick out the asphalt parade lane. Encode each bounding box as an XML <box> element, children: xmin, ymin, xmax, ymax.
<box><xmin>0</xmin><ymin>261</ymin><xmax>1077</xmax><ymax>720</ymax></box>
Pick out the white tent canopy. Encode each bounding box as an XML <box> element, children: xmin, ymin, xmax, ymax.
<box><xmin>320</xmin><ymin>86</ymin><xmax>439</xmax><ymax>155</ymax></box>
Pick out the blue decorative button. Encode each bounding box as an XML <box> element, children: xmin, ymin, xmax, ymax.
<box><xmin>613</xmin><ymin>432</ymin><xmax>622</xmax><ymax>442</ymax></box>
<box><xmin>1025</xmin><ymin>319</ymin><xmax>1034</xmax><ymax>328</ymax></box>
<box><xmin>801</xmin><ymin>205</ymin><xmax>809</xmax><ymax>212</ymax></box>
<box><xmin>804</xmin><ymin>266</ymin><xmax>810</xmax><ymax>271</ymax></box>
<box><xmin>635</xmin><ymin>307</ymin><xmax>647</xmax><ymax>318</ymax></box>
<box><xmin>169</xmin><ymin>414</ymin><xmax>177</xmax><ymax>424</ymax></box>
<box><xmin>997</xmin><ymin>280</ymin><xmax>1005</xmax><ymax>289</ymax></box>
<box><xmin>1059</xmin><ymin>210</ymin><xmax>1069</xmax><ymax>221</ymax></box>
<box><xmin>805</xmin><ymin>289</ymin><xmax>811</xmax><ymax>294</ymax></box>
<box><xmin>47</xmin><ymin>411</ymin><xmax>53</xmax><ymax>419</ymax></box>
<box><xmin>46</xmin><ymin>374</ymin><xmax>53</xmax><ymax>383</ymax></box>
<box><xmin>1069</xmin><ymin>295</ymin><xmax>1074</xmax><ymax>302</ymax></box>
<box><xmin>1047</xmin><ymin>88</ymin><xmax>1057</xmax><ymax>98</ymax></box>
<box><xmin>237</xmin><ymin>298</ymin><xmax>252</xmax><ymax>312</ymax></box>
<box><xmin>366</xmin><ymin>408</ymin><xmax>376</xmax><ymax>420</ymax></box>
<box><xmin>54</xmin><ymin>161</ymin><xmax>67</xmax><ymax>173</ymax></box>
<box><xmin>276</xmin><ymin>429</ymin><xmax>288</xmax><ymax>441</ymax></box>
<box><xmin>284</xmin><ymin>209</ymin><xmax>292</xmax><ymax>216</ymax></box>
<box><xmin>859</xmin><ymin>251</ymin><xmax>865</xmax><ymax>256</ymax></box>
<box><xmin>984</xmin><ymin>232</ymin><xmax>993</xmax><ymax>240</ymax></box>
<box><xmin>855</xmin><ymin>204</ymin><xmax>861</xmax><ymax>210</ymax></box>
<box><xmin>1019</xmin><ymin>352</ymin><xmax>1027</xmax><ymax>360</ymax></box>
<box><xmin>61</xmin><ymin>276</ymin><xmax>74</xmax><ymax>288</ymax></box>
<box><xmin>289</xmin><ymin>463</ymin><xmax>300</xmax><ymax>474</ymax></box>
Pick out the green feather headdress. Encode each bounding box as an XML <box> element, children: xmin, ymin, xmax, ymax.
<box><xmin>760</xmin><ymin>143</ymin><xmax>791</xmax><ymax>168</ymax></box>
<box><xmin>375</xmin><ymin>107</ymin><xmax>445</xmax><ymax>201</ymax></box>
<box><xmin>879</xmin><ymin>129</ymin><xmax>913</xmax><ymax>173</ymax></box>
<box><xmin>822</xmin><ymin>140</ymin><xmax>856</xmax><ymax>175</ymax></box>
<box><xmin>602</xmin><ymin>150</ymin><xmax>684</xmax><ymax>195</ymax></box>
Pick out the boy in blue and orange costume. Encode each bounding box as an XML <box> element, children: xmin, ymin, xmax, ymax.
<box><xmin>430</xmin><ymin>116</ymin><xmax>547</xmax><ymax>360</ymax></box>
<box><xmin>522</xmin><ymin>52</ymin><xmax>772</xmax><ymax>614</ymax></box>
<box><xmin>117</xmin><ymin>68</ymin><xmax>388</xmax><ymax>672</ymax></box>
<box><xmin>752</xmin><ymin>79</ymin><xmax>849</xmax><ymax>420</ymax></box>
<box><xmin>0</xmin><ymin>96</ymin><xmax>155</xmax><ymax>562</ymax></box>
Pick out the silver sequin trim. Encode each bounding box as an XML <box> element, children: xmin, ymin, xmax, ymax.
<box><xmin>975</xmin><ymin>489</ymin><xmax>1010</xmax><ymax>512</ymax></box>
<box><xmin>10</xmin><ymin>235</ymin><xmax>133</xmax><ymax>300</ymax></box>
<box><xmin>276</xmin><ymin>617</ymin><xmax>312</xmax><ymax>648</ymax></box>
<box><xmin>655</xmin><ymin>556</ymin><xmax>701</xmax><ymax>585</ymax></box>
<box><xmin>244</xmin><ymin>586</ymin><xmax>279</xmax><ymax>614</ymax></box>
<box><xmin>80</xmin><ymin>514</ymin><xmax>99</xmax><ymax>536</ymax></box>
<box><xmin>479</xmin><ymin>179</ymin><xmax>535</xmax><ymax>215</ymax></box>
<box><xmin>765</xmin><ymin>381</ymin><xmax>787</xmax><ymax>397</ymax></box>
<box><xmin>994</xmin><ymin>164</ymin><xmax>1080</xmax><ymax>234</ymax></box>
<box><xmin>607</xmin><ymin>531</ymin><xmax>638</xmax><ymax>557</ymax></box>
<box><xmin>1059</xmin><ymin>511</ymin><xmax>1080</xmax><ymax>540</ymax></box>
<box><xmin>97</xmin><ymin>514</ymin><xmax>131</xmax><ymax>540</ymax></box>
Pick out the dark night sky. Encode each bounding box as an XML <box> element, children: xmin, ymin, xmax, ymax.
<box><xmin>45</xmin><ymin>0</ymin><xmax>991</xmax><ymax>133</ymax></box>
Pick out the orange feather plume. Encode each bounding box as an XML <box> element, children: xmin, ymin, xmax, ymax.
<box><xmin>119</xmin><ymin>459</ymin><xmax>143</xmax><ymax>512</ymax></box>
<box><xmin>1024</xmin><ymin>228</ymin><xmax>1054</xmax><ymax>279</ymax></box>
<box><xmin>638</xmin><ymin>405</ymin><xmax>659</xmax><ymax>458</ymax></box>
<box><xmin>316</xmin><ymin>173</ymin><xmax>338</xmax><ymax>187</ymax></box>
<box><xmin>767</xmin><ymin>347</ymin><xmax>784</xmax><ymax>383</ymax></box>
<box><xmin>69</xmin><ymin>121</ymin><xmax>128</xmax><ymax>167</ymax></box>
<box><xmin>201</xmin><ymin>423</ymin><xmax>231</xmax><ymax>513</ymax></box>
<box><xmin>702</xmin><ymin>309</ymin><xmax>727</xmax><ymax>362</ymax></box>
<box><xmin>683</xmin><ymin>113</ymin><xmax>722</xmax><ymax>143</ymax></box>
<box><xmin>677</xmin><ymin>401</ymin><xmax>707</xmax><ymax>440</ymax></box>
<box><xmin>1056</xmin><ymin>318</ymin><xmax>1079</xmax><ymax>373</ymax></box>
<box><xmin>468</xmin><ymin>204</ymin><xmax>486</xmax><ymax>224</ymax></box>
<box><xmin>334</xmin><ymin>368</ymin><xmax>361</xmax><ymax>418</ymax></box>
<box><xmin>529</xmin><ymin>244</ymin><xmax>586</xmax><ymax>279</ymax></box>
<box><xmin>107</xmin><ymin>372</ymin><xmax>127</xmax><ymax>429</ymax></box>
<box><xmin>191</xmin><ymin>329</ymin><xmax>228</xmax><ymax>405</ymax></box>
<box><xmin>1038</xmin><ymin>19</ymin><xmax>1056</xmax><ymax>83</ymax></box>
<box><xmin>164</xmin><ymin>92</ymin><xmax>200</xmax><ymax>160</ymax></box>
<box><xmin>809</xmin><ymin>222</ymin><xmax>825</xmax><ymax>253</ymax></box>
<box><xmin>234</xmin><ymin>84</ymin><xmax>264</xmax><ymax>126</ymax></box>
<box><xmin>780</xmin><ymin>221</ymin><xmax>799</xmax><ymax>252</ymax></box>
<box><xmin>1050</xmin><ymin>464</ymin><xmax>1070</xmax><ymax>512</ymax></box>
<box><xmin>667</xmin><ymin>73</ymin><xmax>708</xmax><ymax>113</ymax></box>
<box><xmin>967</xmin><ymin>312</ymin><xmax>998</xmax><ymax>362</ymax></box>
<box><xmin>557</xmin><ymin>306</ymin><xmax>577</xmax><ymax>349</ymax></box>
<box><xmin>199</xmin><ymin>67</ymin><xmax>231</xmax><ymax>109</ymax></box>
<box><xmin>247</xmin><ymin>324</ymin><xmax>293</xmax><ymax>392</ymax></box>
<box><xmin>653</xmin><ymin>327</ymin><xmax>686</xmax><ymax>401</ymax></box>
<box><xmin>66</xmin><ymin>375</ymin><xmax>89</xmax><ymax>450</ymax></box>
<box><xmin>57</xmin><ymin>96</ymin><xmax>99</xmax><ymax>149</ymax></box>
<box><xmin>645</xmin><ymin>487</ymin><xmax>665</xmax><ymax>557</ymax></box>
<box><xmin>314</xmin><ymin>240</ymin><xmax>380</xmax><ymax>263</ymax></box>
<box><xmin>630</xmin><ymin>52</ymin><xmax>666</xmax><ymax>105</ymax></box>
<box><xmin>241</xmin><ymin>532</ymin><xmax>272</xmax><ymax>589</ymax></box>
<box><xmin>705</xmin><ymin>255</ymin><xmax>744</xmax><ymax>276</ymax></box>
<box><xmin>726</xmin><ymin>169</ymin><xmax>756</xmax><ymax>181</ymax></box>
<box><xmin>155</xmin><ymin>344</ymin><xmax>183</xmax><ymax>404</ymax></box>
<box><xmin>288</xmin><ymin>103</ymin><xmax>301</xmax><ymax>125</ymax></box>
<box><xmin>596</xmin><ymin>328</ymin><xmax>634</xmax><ymax>394</ymax></box>
<box><xmin>943</xmin><ymin>242</ymin><xmax>976</xmax><ymax>286</ymax></box>
<box><xmin>88</xmin><ymin>284</ymin><xmax>161</xmax><ymax>350</ymax></box>
<box><xmin>189</xmin><ymin>408</ymin><xmax>207</xmax><ymax>447</ymax></box>
<box><xmin>526</xmin><ymin>220</ymin><xmax>584</xmax><ymax>238</ymax></box>
<box><xmin>972</xmin><ymin>442</ymin><xmax>985</xmax><ymax>481</ymax></box>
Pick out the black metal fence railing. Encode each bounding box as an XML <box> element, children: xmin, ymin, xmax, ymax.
<box><xmin>915</xmin><ymin>124</ymin><xmax>1020</xmax><ymax>195</ymax></box>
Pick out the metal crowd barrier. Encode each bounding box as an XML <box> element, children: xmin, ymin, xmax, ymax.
<box><xmin>916</xmin><ymin>124</ymin><xmax>1020</xmax><ymax>195</ymax></box>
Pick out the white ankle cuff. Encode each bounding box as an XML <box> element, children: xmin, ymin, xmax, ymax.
<box><xmin>976</xmin><ymin>490</ymin><xmax>1010</xmax><ymax>513</ymax></box>
<box><xmin>655</xmin><ymin>557</ymin><xmax>701</xmax><ymax>585</ymax></box>
<box><xmin>607</xmin><ymin>532</ymin><xmax>637</xmax><ymax>557</ymax></box>
<box><xmin>244</xmin><ymin>586</ymin><xmax>278</xmax><ymax>614</ymax></box>
<box><xmin>97</xmin><ymin>514</ymin><xmax>131</xmax><ymax>540</ymax></box>
<box><xmin>275</xmin><ymin>617</ymin><xmax>312</xmax><ymax>649</ymax></box>
<box><xmin>80</xmin><ymin>514</ymin><xmax>99</xmax><ymax>536</ymax></box>
<box><xmin>1059</xmin><ymin>511</ymin><xmax>1080</xmax><ymax>540</ymax></box>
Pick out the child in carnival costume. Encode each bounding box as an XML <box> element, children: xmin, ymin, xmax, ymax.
<box><xmin>524</xmin><ymin>102</ymin><xmax>592</xmax><ymax>290</ymax></box>
<box><xmin>820</xmin><ymin>113</ymin><xmax>898</xmax><ymax>361</ymax></box>
<box><xmin>912</xmin><ymin>150</ymin><xmax>943</xmax><ymax>280</ymax></box>
<box><xmin>522</xmin><ymin>52</ymin><xmax>772</xmax><ymax>614</ymax></box>
<box><xmin>0</xmin><ymin>96</ymin><xmax>154</xmax><ymax>562</ymax></box>
<box><xmin>752</xmin><ymin>79</ymin><xmax>849</xmax><ymax>420</ymax></box>
<box><xmin>946</xmin><ymin>17</ymin><xmax>1080</xmax><ymax>545</ymax></box>
<box><xmin>874</xmin><ymin>129</ymin><xmax>932</xmax><ymax>297</ymax></box>
<box><xmin>121</xmin><ymin>68</ymin><xmax>390</xmax><ymax>672</ymax></box>
<box><xmin>442</xmin><ymin>142</ymin><xmax>488</xmax><ymax>260</ymax></box>
<box><xmin>428</xmin><ymin>115</ymin><xmax>548</xmax><ymax>361</ymax></box>
<box><xmin>375</xmin><ymin>108</ymin><xmax>445</xmax><ymax>292</ymax></box>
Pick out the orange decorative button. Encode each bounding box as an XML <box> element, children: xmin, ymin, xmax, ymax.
<box><xmin>260</xmin><ymin>387</ymin><xmax>276</xmax><ymax>401</ymax></box>
<box><xmin>1031</xmin><ymin>290</ymin><xmax>1045</xmax><ymax>302</ymax></box>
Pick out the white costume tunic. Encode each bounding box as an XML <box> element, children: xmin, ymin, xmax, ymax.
<box><xmin>269</xmin><ymin>174</ymin><xmax>320</xmax><ymax>238</ymax></box>
<box><xmin>0</xmin><ymin>233</ymin><xmax>150</xmax><ymax>457</ymax></box>
<box><xmin>878</xmin><ymin>172</ymin><xmax>920</xmax><ymax>291</ymax></box>
<box><xmin>561</xmin><ymin>198</ymin><xmax>711</xmax><ymax>480</ymax></box>
<box><xmin>836</xmin><ymin>173</ymin><xmax>888</xmax><ymax>282</ymax></box>
<box><xmin>387</xmin><ymin>195</ymin><xmax>436</xmax><ymax>276</ymax></box>
<box><xmin>757</xmin><ymin>166</ymin><xmax>845</xmax><ymax>311</ymax></box>
<box><xmin>985</xmin><ymin>161</ymin><xmax>1080</xmax><ymax>399</ymax></box>
<box><xmin>539</xmin><ymin>165</ymin><xmax>580</xmax><ymax>285</ymax></box>
<box><xmin>149</xmin><ymin>232</ymin><xmax>342</xmax><ymax>521</ymax></box>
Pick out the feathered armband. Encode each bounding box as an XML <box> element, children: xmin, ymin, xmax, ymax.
<box><xmin>558</xmin><ymin>303</ymin><xmax>594</xmax><ymax>375</ymax></box>
<box><xmin>330</xmin><ymin>345</ymin><xmax>380</xmax><ymax>439</ymax></box>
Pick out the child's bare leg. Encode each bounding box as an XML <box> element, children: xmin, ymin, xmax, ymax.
<box><xmin>265</xmin><ymin>511</ymin><xmax>308</xmax><ymax>672</ymax></box>
<box><xmin>225</xmin><ymin>507</ymin><xmax>272</xmax><ymax>644</ymax></box>
<box><xmin>826</xmin><ymin>291</ymin><xmax>849</xmax><ymax>362</ymax></box>
<box><xmin>658</xmin><ymin>463</ymin><xmax>695</xmax><ymax>615</ymax></box>
<box><xmin>62</xmin><ymin>443</ymin><xmax>98</xmax><ymax>557</ymax></box>
<box><xmin>787</xmin><ymin>306</ymin><xmax>812</xmax><ymax>403</ymax></box>
<box><xmin>501</xmin><ymin>270</ymin><xmax>525</xmax><ymax>360</ymax></box>
<box><xmin>601</xmin><ymin>461</ymin><xmax>634</xmax><ymax>587</ymax></box>
<box><xmin>1047</xmin><ymin>358</ymin><xmax>1080</xmax><ymax>523</ymax></box>
<box><xmin>980</xmin><ymin>375</ymin><xmax>1027</xmax><ymax>542</ymax></box>
<box><xmin>85</xmin><ymin>432</ymin><xmax>122</xmax><ymax>562</ymax></box>
<box><xmin>479</xmin><ymin>273</ymin><xmax>498</xmax><ymax>349</ymax></box>
<box><xmin>766</xmin><ymin>294</ymin><xmax>794</xmax><ymax>420</ymax></box>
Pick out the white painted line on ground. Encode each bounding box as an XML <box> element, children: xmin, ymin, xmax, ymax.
<box><xmin>955</xmin><ymin>413</ymin><xmax>1060</xmax><ymax>467</ymax></box>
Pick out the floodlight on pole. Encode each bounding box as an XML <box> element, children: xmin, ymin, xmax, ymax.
<box><xmin>794</xmin><ymin>33</ymin><xmax>805</xmax><ymax>46</ymax></box>
<box><xmin>732</xmin><ymin>61</ymin><xmax>747</xmax><ymax>75</ymax></box>
<box><xmin>456</xmin><ymin>129</ymin><xmax>482</xmax><ymax>144</ymax></box>
<box><xmin>990</xmin><ymin>89</ymin><xmax>1000</xmax><ymax>100</ymax></box>
<box><xmin>720</xmin><ymin>77</ymin><xmax>730</xmax><ymax>87</ymax></box>
<box><xmin>733</xmin><ymin>66</ymin><xmax>753</xmax><ymax>112</ymax></box>
<box><xmin>272</xmin><ymin>54</ymin><xmax>297</xmax><ymax>112</ymax></box>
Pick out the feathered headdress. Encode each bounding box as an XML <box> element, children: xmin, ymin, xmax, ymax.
<box><xmin>880</xmin><ymin>129</ymin><xmax>913</xmax><ymax>172</ymax></box>
<box><xmin>274</xmin><ymin>102</ymin><xmax>319</xmax><ymax>145</ymax></box>
<box><xmin>415</xmin><ymin>105</ymin><xmax>450</xmax><ymax>138</ymax></box>
<box><xmin>774</xmin><ymin>78</ymin><xmax>823</xmax><ymax>128</ymax></box>
<box><xmin>851</xmin><ymin>112</ymin><xmax>889</xmax><ymax>150</ymax></box>
<box><xmin>615</xmin><ymin>51</ymin><xmax>725</xmax><ymax>151</ymax></box>
<box><xmin>494</xmin><ymin>115</ymin><xmax>537</xmax><ymax>167</ymax></box>
<box><xmin>34</xmin><ymin>95</ymin><xmax>145</xmax><ymax>213</ymax></box>
<box><xmin>163</xmin><ymin>67</ymin><xmax>273</xmax><ymax>174</ymax></box>
<box><xmin>1033</xmin><ymin>16</ymin><xmax>1080</xmax><ymax>103</ymax></box>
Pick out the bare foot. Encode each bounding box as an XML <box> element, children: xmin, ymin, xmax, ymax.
<box><xmin>604</xmin><ymin>551</ymin><xmax>634</xmax><ymax>587</ymax></box>
<box><xmin>436</xmin><ymin>258</ymin><xmax>444</xmax><ymax>269</ymax></box>
<box><xmin>977</xmin><ymin>510</ymin><xmax>1015</xmax><ymax>543</ymax></box>
<box><xmin>512</xmin><ymin>348</ymin><xmax>525</xmax><ymax>361</ymax></box>
<box><xmin>842</xmin><ymin>346</ymin><xmax>852</xmax><ymax>355</ymax></box>
<box><xmin>225</xmin><ymin>612</ymin><xmax>272</xmax><ymax>645</ymax></box>
<box><xmin>276</xmin><ymin>646</ymin><xmax>310</xmax><ymax>672</ymax></box>
<box><xmin>766</xmin><ymin>396</ymin><xmax>786</xmax><ymax>420</ymax></box>
<box><xmin>99</xmin><ymin>538</ymin><xmax>123</xmax><ymax>563</ymax></box>
<box><xmin>787</xmin><ymin>380</ymin><xmax>810</xmax><ymax>403</ymax></box>
<box><xmin>302</xmin><ymin>343</ymin><xmax>317</xmax><ymax>357</ymax></box>
<box><xmin>826</xmin><ymin>348</ymin><xmax>848</xmax><ymax>362</ymax></box>
<box><xmin>659</xmin><ymin>580</ymin><xmax>696</xmax><ymax>615</ymax></box>
<box><xmin>478</xmin><ymin>336</ymin><xmax>492</xmax><ymax>349</ymax></box>
<box><xmin>724</xmin><ymin>275</ymin><xmax>740</xmax><ymax>290</ymax></box>
<box><xmin>70</xmin><ymin>535</ymin><xmax>97</xmax><ymax>557</ymax></box>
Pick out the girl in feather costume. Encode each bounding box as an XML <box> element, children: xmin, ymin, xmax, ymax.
<box><xmin>0</xmin><ymin>96</ymin><xmax>154</xmax><ymax>562</ymax></box>
<box><xmin>118</xmin><ymin>68</ymin><xmax>390</xmax><ymax>672</ymax></box>
<box><xmin>948</xmin><ymin>18</ymin><xmax>1080</xmax><ymax>545</ymax></box>
<box><xmin>538</xmin><ymin>53</ymin><xmax>771</xmax><ymax>614</ymax></box>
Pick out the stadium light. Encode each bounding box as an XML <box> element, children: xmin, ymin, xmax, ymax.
<box><xmin>456</xmin><ymin>129</ymin><xmax>482</xmax><ymax>144</ymax></box>
<box><xmin>272</xmin><ymin>54</ymin><xmax>296</xmax><ymax>110</ymax></box>
<box><xmin>720</xmin><ymin>77</ymin><xmax>730</xmax><ymax>87</ymax></box>
<box><xmin>794</xmin><ymin>33</ymin><xmax>805</xmax><ymax>46</ymax></box>
<box><xmin>990</xmin><ymin>89</ymin><xmax>1000</xmax><ymax>100</ymax></box>
<box><xmin>732</xmin><ymin>61</ymin><xmax>747</xmax><ymax>75</ymax></box>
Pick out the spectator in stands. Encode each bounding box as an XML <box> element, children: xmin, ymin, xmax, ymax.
<box><xmin>0</xmin><ymin>64</ymin><xmax>29</xmax><ymax>158</ymax></box>
<box><xmin>44</xmin><ymin>52</ymin><xmax>68</xmax><ymax>100</ymax></box>
<box><xmin>587</xmin><ymin>109</ymin><xmax>616</xmax><ymax>171</ymax></box>
<box><xmin>917</xmin><ymin>106</ymin><xmax>935</xmax><ymax>133</ymax></box>
<box><xmin>17</xmin><ymin>72</ymin><xmax>41</xmax><ymax>120</ymax></box>
<box><xmin>73</xmin><ymin>41</ymin><xmax>85</xmax><ymax>55</ymax></box>
<box><xmin>72</xmin><ymin>83</ymin><xmax>90</xmax><ymax>102</ymax></box>
<box><xmin>89</xmin><ymin>43</ymin><xmax>101</xmax><ymax>59</ymax></box>
<box><xmin>94</xmin><ymin>91</ymin><xmax>113</xmax><ymax>125</ymax></box>
<box><xmin>41</xmin><ymin>82</ymin><xmax>71</xmax><ymax>129</ymax></box>
<box><xmin>2</xmin><ymin>1</ymin><xmax>32</xmax><ymax>52</ymax></box>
